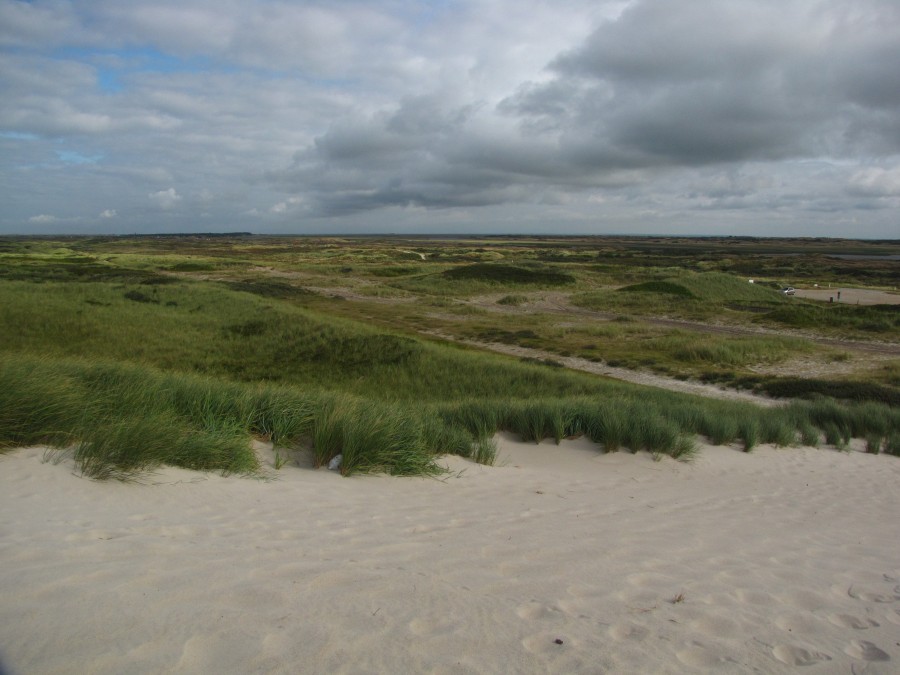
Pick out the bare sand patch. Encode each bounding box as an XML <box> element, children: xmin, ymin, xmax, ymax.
<box><xmin>793</xmin><ymin>287</ymin><xmax>900</xmax><ymax>306</ymax></box>
<box><xmin>2</xmin><ymin>439</ymin><xmax>899</xmax><ymax>674</ymax></box>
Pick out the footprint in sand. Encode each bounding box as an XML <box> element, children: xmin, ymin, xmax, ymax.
<box><xmin>64</xmin><ymin>529</ymin><xmax>129</xmax><ymax>542</ymax></box>
<box><xmin>735</xmin><ymin>589</ymin><xmax>777</xmax><ymax>606</ymax></box>
<box><xmin>848</xmin><ymin>586</ymin><xmax>900</xmax><ymax>603</ymax></box>
<box><xmin>851</xmin><ymin>663</ymin><xmax>892</xmax><ymax>675</ymax></box>
<box><xmin>676</xmin><ymin>644</ymin><xmax>732</xmax><ymax>668</ymax></box>
<box><xmin>771</xmin><ymin>644</ymin><xmax>832</xmax><ymax>666</ymax></box>
<box><xmin>408</xmin><ymin>617</ymin><xmax>456</xmax><ymax>637</ymax></box>
<box><xmin>521</xmin><ymin>632</ymin><xmax>573</xmax><ymax>654</ymax></box>
<box><xmin>844</xmin><ymin>640</ymin><xmax>891</xmax><ymax>662</ymax></box>
<box><xmin>781</xmin><ymin>589</ymin><xmax>829</xmax><ymax>612</ymax></box>
<box><xmin>608</xmin><ymin>623</ymin><xmax>648</xmax><ymax>641</ymax></box>
<box><xmin>690</xmin><ymin>616</ymin><xmax>740</xmax><ymax>638</ymax></box>
<box><xmin>625</xmin><ymin>572</ymin><xmax>671</xmax><ymax>588</ymax></box>
<box><xmin>516</xmin><ymin>602</ymin><xmax>563</xmax><ymax>621</ymax></box>
<box><xmin>885</xmin><ymin>609</ymin><xmax>900</xmax><ymax>626</ymax></box>
<box><xmin>775</xmin><ymin>614</ymin><xmax>822</xmax><ymax>634</ymax></box>
<box><xmin>828</xmin><ymin>613</ymin><xmax>879</xmax><ymax>630</ymax></box>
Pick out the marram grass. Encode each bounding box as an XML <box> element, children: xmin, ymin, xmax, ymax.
<box><xmin>2</xmin><ymin>350</ymin><xmax>899</xmax><ymax>480</ymax></box>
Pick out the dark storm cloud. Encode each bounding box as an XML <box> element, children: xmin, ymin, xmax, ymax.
<box><xmin>265</xmin><ymin>0</ymin><xmax>899</xmax><ymax>225</ymax></box>
<box><xmin>514</xmin><ymin>0</ymin><xmax>900</xmax><ymax>164</ymax></box>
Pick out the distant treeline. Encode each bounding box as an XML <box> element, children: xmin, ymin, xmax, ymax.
<box><xmin>126</xmin><ymin>232</ymin><xmax>254</xmax><ymax>238</ymax></box>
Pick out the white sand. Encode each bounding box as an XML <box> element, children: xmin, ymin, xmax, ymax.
<box><xmin>2</xmin><ymin>436</ymin><xmax>899</xmax><ymax>674</ymax></box>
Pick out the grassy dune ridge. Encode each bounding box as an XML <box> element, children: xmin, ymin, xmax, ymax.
<box><xmin>1</xmin><ymin>236</ymin><xmax>898</xmax><ymax>478</ymax></box>
<box><xmin>3</xmin><ymin>354</ymin><xmax>898</xmax><ymax>479</ymax></box>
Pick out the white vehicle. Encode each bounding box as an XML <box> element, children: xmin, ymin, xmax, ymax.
<box><xmin>782</xmin><ymin>287</ymin><xmax>796</xmax><ymax>295</ymax></box>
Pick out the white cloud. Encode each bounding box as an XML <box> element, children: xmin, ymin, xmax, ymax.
<box><xmin>848</xmin><ymin>167</ymin><xmax>900</xmax><ymax>197</ymax></box>
<box><xmin>149</xmin><ymin>187</ymin><xmax>181</xmax><ymax>210</ymax></box>
<box><xmin>100</xmin><ymin>209</ymin><xmax>117</xmax><ymax>218</ymax></box>
<box><xmin>270</xmin><ymin>196</ymin><xmax>304</xmax><ymax>214</ymax></box>
<box><xmin>28</xmin><ymin>214</ymin><xmax>58</xmax><ymax>224</ymax></box>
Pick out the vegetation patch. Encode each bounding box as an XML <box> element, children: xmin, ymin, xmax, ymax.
<box><xmin>170</xmin><ymin>261</ymin><xmax>216</xmax><ymax>272</ymax></box>
<box><xmin>223</xmin><ymin>279</ymin><xmax>315</xmax><ymax>300</ymax></box>
<box><xmin>367</xmin><ymin>266</ymin><xmax>421</xmax><ymax>277</ymax></box>
<box><xmin>442</xmin><ymin>263</ymin><xmax>575</xmax><ymax>285</ymax></box>
<box><xmin>123</xmin><ymin>290</ymin><xmax>159</xmax><ymax>304</ymax></box>
<box><xmin>618</xmin><ymin>281</ymin><xmax>695</xmax><ymax>298</ymax></box>
<box><xmin>474</xmin><ymin>328</ymin><xmax>541</xmax><ymax>345</ymax></box>
<box><xmin>497</xmin><ymin>294</ymin><xmax>528</xmax><ymax>306</ymax></box>
<box><xmin>756</xmin><ymin>378</ymin><xmax>900</xmax><ymax>406</ymax></box>
<box><xmin>762</xmin><ymin>303</ymin><xmax>900</xmax><ymax>334</ymax></box>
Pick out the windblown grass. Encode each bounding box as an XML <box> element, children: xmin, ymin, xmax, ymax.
<box><xmin>5</xmin><ymin>348</ymin><xmax>899</xmax><ymax>480</ymax></box>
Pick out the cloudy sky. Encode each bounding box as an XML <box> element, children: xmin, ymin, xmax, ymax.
<box><xmin>2</xmin><ymin>0</ymin><xmax>899</xmax><ymax>237</ymax></box>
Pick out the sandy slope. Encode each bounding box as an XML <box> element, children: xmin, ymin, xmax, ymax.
<box><xmin>2</xmin><ymin>438</ymin><xmax>899</xmax><ymax>674</ymax></box>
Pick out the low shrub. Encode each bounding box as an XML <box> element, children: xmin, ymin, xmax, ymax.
<box><xmin>497</xmin><ymin>294</ymin><xmax>528</xmax><ymax>306</ymax></box>
<box><xmin>618</xmin><ymin>281</ymin><xmax>695</xmax><ymax>298</ymax></box>
<box><xmin>758</xmin><ymin>378</ymin><xmax>900</xmax><ymax>406</ymax></box>
<box><xmin>442</xmin><ymin>263</ymin><xmax>575</xmax><ymax>286</ymax></box>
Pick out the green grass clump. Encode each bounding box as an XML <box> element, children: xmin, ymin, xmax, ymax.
<box><xmin>657</xmin><ymin>334</ymin><xmax>810</xmax><ymax>368</ymax></box>
<box><xmin>72</xmin><ymin>414</ymin><xmax>255</xmax><ymax>480</ymax></box>
<box><xmin>797</xmin><ymin>420</ymin><xmax>821</xmax><ymax>447</ymax></box>
<box><xmin>618</xmin><ymin>281</ymin><xmax>695</xmax><ymax>298</ymax></box>
<box><xmin>0</xmin><ymin>358</ymin><xmax>84</xmax><ymax>449</ymax></box>
<box><xmin>507</xmin><ymin>401</ymin><xmax>571</xmax><ymax>444</ymax></box>
<box><xmin>577</xmin><ymin>403</ymin><xmax>628</xmax><ymax>452</ymax></box>
<box><xmin>330</xmin><ymin>400</ymin><xmax>437</xmax><ymax>476</ymax></box>
<box><xmin>442</xmin><ymin>263</ymin><xmax>575</xmax><ymax>286</ymax></box>
<box><xmin>885</xmin><ymin>433</ymin><xmax>900</xmax><ymax>457</ymax></box>
<box><xmin>471</xmin><ymin>435</ymin><xmax>498</xmax><ymax>465</ymax></box>
<box><xmin>865</xmin><ymin>434</ymin><xmax>883</xmax><ymax>454</ymax></box>
<box><xmin>759</xmin><ymin>415</ymin><xmax>798</xmax><ymax>447</ymax></box>
<box><xmin>367</xmin><ymin>265</ymin><xmax>421</xmax><ymax>277</ymax></box>
<box><xmin>223</xmin><ymin>279</ymin><xmax>315</xmax><ymax>300</ymax></box>
<box><xmin>705</xmin><ymin>415</ymin><xmax>740</xmax><ymax>446</ymax></box>
<box><xmin>497</xmin><ymin>294</ymin><xmax>528</xmax><ymax>306</ymax></box>
<box><xmin>575</xmin><ymin>271</ymin><xmax>786</xmax><ymax>320</ymax></box>
<box><xmin>0</xmin><ymin>357</ymin><xmax>263</xmax><ymax>478</ymax></box>
<box><xmin>169</xmin><ymin>261</ymin><xmax>217</xmax><ymax>271</ymax></box>
<box><xmin>310</xmin><ymin>394</ymin><xmax>443</xmax><ymax>476</ymax></box>
<box><xmin>763</xmin><ymin>303</ymin><xmax>900</xmax><ymax>334</ymax></box>
<box><xmin>758</xmin><ymin>378</ymin><xmax>900</xmax><ymax>406</ymax></box>
<box><xmin>738</xmin><ymin>419</ymin><xmax>760</xmax><ymax>452</ymax></box>
<box><xmin>822</xmin><ymin>422</ymin><xmax>850</xmax><ymax>450</ymax></box>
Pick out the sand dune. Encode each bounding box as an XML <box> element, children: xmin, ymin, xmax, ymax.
<box><xmin>2</xmin><ymin>436</ymin><xmax>899</xmax><ymax>674</ymax></box>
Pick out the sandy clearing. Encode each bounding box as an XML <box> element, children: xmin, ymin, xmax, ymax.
<box><xmin>792</xmin><ymin>287</ymin><xmax>900</xmax><ymax>306</ymax></box>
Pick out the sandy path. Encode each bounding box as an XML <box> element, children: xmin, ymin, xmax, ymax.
<box><xmin>2</xmin><ymin>440</ymin><xmax>898</xmax><ymax>674</ymax></box>
<box><xmin>426</xmin><ymin>331</ymin><xmax>782</xmax><ymax>406</ymax></box>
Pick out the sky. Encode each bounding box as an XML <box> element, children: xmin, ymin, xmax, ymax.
<box><xmin>1</xmin><ymin>0</ymin><xmax>899</xmax><ymax>238</ymax></box>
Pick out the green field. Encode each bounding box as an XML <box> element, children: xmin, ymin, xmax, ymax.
<box><xmin>1</xmin><ymin>234</ymin><xmax>898</xmax><ymax>478</ymax></box>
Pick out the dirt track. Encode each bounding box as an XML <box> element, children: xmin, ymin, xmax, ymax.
<box><xmin>426</xmin><ymin>330</ymin><xmax>783</xmax><ymax>407</ymax></box>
